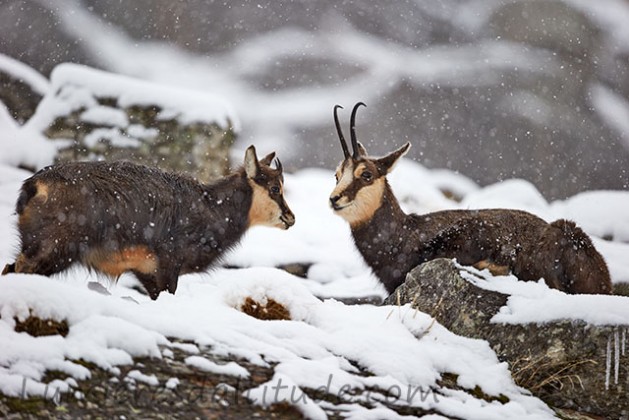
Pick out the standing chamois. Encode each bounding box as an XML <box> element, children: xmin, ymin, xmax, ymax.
<box><xmin>2</xmin><ymin>146</ymin><xmax>295</xmax><ymax>299</ymax></box>
<box><xmin>329</xmin><ymin>103</ymin><xmax>612</xmax><ymax>295</ymax></box>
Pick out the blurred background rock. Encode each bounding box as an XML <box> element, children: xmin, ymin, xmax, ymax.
<box><xmin>1</xmin><ymin>0</ymin><xmax>628</xmax><ymax>199</ymax></box>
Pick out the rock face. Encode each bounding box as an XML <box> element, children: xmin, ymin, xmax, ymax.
<box><xmin>0</xmin><ymin>55</ymin><xmax>49</xmax><ymax>124</ymax></box>
<box><xmin>26</xmin><ymin>63</ymin><xmax>237</xmax><ymax>181</ymax></box>
<box><xmin>384</xmin><ymin>259</ymin><xmax>629</xmax><ymax>419</ymax></box>
<box><xmin>0</xmin><ymin>2</ymin><xmax>98</xmax><ymax>77</ymax></box>
<box><xmin>2</xmin><ymin>1</ymin><xmax>628</xmax><ymax>198</ymax></box>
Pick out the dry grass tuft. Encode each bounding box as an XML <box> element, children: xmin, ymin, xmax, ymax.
<box><xmin>511</xmin><ymin>353</ymin><xmax>595</xmax><ymax>393</ymax></box>
<box><xmin>241</xmin><ymin>297</ymin><xmax>291</xmax><ymax>321</ymax></box>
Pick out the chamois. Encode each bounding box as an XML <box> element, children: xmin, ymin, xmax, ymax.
<box><xmin>2</xmin><ymin>146</ymin><xmax>295</xmax><ymax>299</ymax></box>
<box><xmin>329</xmin><ymin>103</ymin><xmax>612</xmax><ymax>295</ymax></box>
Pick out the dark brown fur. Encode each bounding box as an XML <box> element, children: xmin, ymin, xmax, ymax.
<box><xmin>3</xmin><ymin>146</ymin><xmax>295</xmax><ymax>299</ymax></box>
<box><xmin>330</xmin><ymin>103</ymin><xmax>612</xmax><ymax>295</ymax></box>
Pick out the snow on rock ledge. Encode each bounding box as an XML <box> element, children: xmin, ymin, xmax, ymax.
<box><xmin>385</xmin><ymin>258</ymin><xmax>629</xmax><ymax>418</ymax></box>
<box><xmin>26</xmin><ymin>63</ymin><xmax>239</xmax><ymax>181</ymax></box>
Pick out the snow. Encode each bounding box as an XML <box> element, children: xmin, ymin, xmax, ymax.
<box><xmin>0</xmin><ymin>53</ymin><xmax>49</xmax><ymax>96</ymax></box>
<box><xmin>126</xmin><ymin>370</ymin><xmax>159</xmax><ymax>387</ymax></box>
<box><xmin>45</xmin><ymin>0</ymin><xmax>565</xmax><ymax>162</ymax></box>
<box><xmin>1</xmin><ymin>132</ymin><xmax>628</xmax><ymax>417</ymax></box>
<box><xmin>0</xmin><ymin>104</ymin><xmax>63</xmax><ymax>169</ymax></box>
<box><xmin>184</xmin><ymin>356</ymin><xmax>249</xmax><ymax>378</ymax></box>
<box><xmin>459</xmin><ymin>266</ymin><xmax>629</xmax><ymax>326</ymax></box>
<box><xmin>566</xmin><ymin>0</ymin><xmax>629</xmax><ymax>54</ymax></box>
<box><xmin>25</xmin><ymin>63</ymin><xmax>239</xmax><ymax>135</ymax></box>
<box><xmin>1</xmin><ymin>39</ymin><xmax>629</xmax><ymax>418</ymax></box>
<box><xmin>589</xmin><ymin>83</ymin><xmax>629</xmax><ymax>149</ymax></box>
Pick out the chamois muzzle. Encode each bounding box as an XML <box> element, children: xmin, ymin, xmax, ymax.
<box><xmin>329</xmin><ymin>195</ymin><xmax>343</xmax><ymax>211</ymax></box>
<box><xmin>273</xmin><ymin>157</ymin><xmax>295</xmax><ymax>229</ymax></box>
<box><xmin>280</xmin><ymin>201</ymin><xmax>295</xmax><ymax>228</ymax></box>
<box><xmin>280</xmin><ymin>213</ymin><xmax>295</xmax><ymax>228</ymax></box>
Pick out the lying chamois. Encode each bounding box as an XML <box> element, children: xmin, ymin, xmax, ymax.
<box><xmin>2</xmin><ymin>146</ymin><xmax>295</xmax><ymax>299</ymax></box>
<box><xmin>329</xmin><ymin>103</ymin><xmax>612</xmax><ymax>295</ymax></box>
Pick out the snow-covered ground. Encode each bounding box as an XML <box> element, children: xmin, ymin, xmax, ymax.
<box><xmin>2</xmin><ymin>132</ymin><xmax>629</xmax><ymax>418</ymax></box>
<box><xmin>1</xmin><ymin>20</ymin><xmax>629</xmax><ymax>416</ymax></box>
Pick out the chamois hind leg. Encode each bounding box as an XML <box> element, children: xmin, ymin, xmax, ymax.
<box><xmin>551</xmin><ymin>220</ymin><xmax>612</xmax><ymax>294</ymax></box>
<box><xmin>11</xmin><ymin>246</ymin><xmax>74</xmax><ymax>276</ymax></box>
<box><xmin>11</xmin><ymin>219</ymin><xmax>80</xmax><ymax>276</ymax></box>
<box><xmin>2</xmin><ymin>263</ymin><xmax>15</xmax><ymax>275</ymax></box>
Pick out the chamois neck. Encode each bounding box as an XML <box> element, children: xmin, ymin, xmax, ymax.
<box><xmin>201</xmin><ymin>171</ymin><xmax>252</xmax><ymax>228</ymax></box>
<box><xmin>350</xmin><ymin>181</ymin><xmax>420</xmax><ymax>294</ymax></box>
<box><xmin>352</xmin><ymin>181</ymin><xmax>407</xmax><ymax>233</ymax></box>
<box><xmin>381</xmin><ymin>182</ymin><xmax>407</xmax><ymax>220</ymax></box>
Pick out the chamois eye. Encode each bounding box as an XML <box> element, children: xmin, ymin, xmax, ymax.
<box><xmin>361</xmin><ymin>171</ymin><xmax>373</xmax><ymax>182</ymax></box>
<box><xmin>270</xmin><ymin>185</ymin><xmax>280</xmax><ymax>195</ymax></box>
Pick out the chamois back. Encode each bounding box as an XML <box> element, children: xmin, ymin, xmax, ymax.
<box><xmin>328</xmin><ymin>103</ymin><xmax>612</xmax><ymax>295</ymax></box>
<box><xmin>2</xmin><ymin>146</ymin><xmax>295</xmax><ymax>299</ymax></box>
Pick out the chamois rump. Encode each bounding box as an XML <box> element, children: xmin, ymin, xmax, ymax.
<box><xmin>2</xmin><ymin>146</ymin><xmax>295</xmax><ymax>299</ymax></box>
<box><xmin>329</xmin><ymin>103</ymin><xmax>612</xmax><ymax>295</ymax></box>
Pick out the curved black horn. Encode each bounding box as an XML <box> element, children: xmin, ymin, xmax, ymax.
<box><xmin>350</xmin><ymin>102</ymin><xmax>366</xmax><ymax>158</ymax></box>
<box><xmin>274</xmin><ymin>157</ymin><xmax>283</xmax><ymax>172</ymax></box>
<box><xmin>334</xmin><ymin>105</ymin><xmax>350</xmax><ymax>159</ymax></box>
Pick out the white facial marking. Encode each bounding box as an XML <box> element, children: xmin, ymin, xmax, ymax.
<box><xmin>330</xmin><ymin>161</ymin><xmax>354</xmax><ymax>208</ymax></box>
<box><xmin>330</xmin><ymin>161</ymin><xmax>385</xmax><ymax>227</ymax></box>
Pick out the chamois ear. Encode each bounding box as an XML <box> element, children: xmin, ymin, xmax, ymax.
<box><xmin>355</xmin><ymin>141</ymin><xmax>368</xmax><ymax>157</ymax></box>
<box><xmin>259</xmin><ymin>152</ymin><xmax>276</xmax><ymax>167</ymax></box>
<box><xmin>375</xmin><ymin>142</ymin><xmax>411</xmax><ymax>175</ymax></box>
<box><xmin>244</xmin><ymin>145</ymin><xmax>260</xmax><ymax>179</ymax></box>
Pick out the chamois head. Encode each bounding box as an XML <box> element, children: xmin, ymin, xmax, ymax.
<box><xmin>245</xmin><ymin>145</ymin><xmax>295</xmax><ymax>229</ymax></box>
<box><xmin>329</xmin><ymin>103</ymin><xmax>410</xmax><ymax>227</ymax></box>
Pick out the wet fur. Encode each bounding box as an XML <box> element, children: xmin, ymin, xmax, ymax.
<box><xmin>5</xmin><ymin>153</ymin><xmax>294</xmax><ymax>299</ymax></box>
<box><xmin>351</xmin><ymin>183</ymin><xmax>612</xmax><ymax>294</ymax></box>
<box><xmin>331</xmin><ymin>103</ymin><xmax>611</xmax><ymax>295</ymax></box>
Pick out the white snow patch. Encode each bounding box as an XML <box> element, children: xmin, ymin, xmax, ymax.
<box><xmin>0</xmin><ymin>53</ymin><xmax>49</xmax><ymax>96</ymax></box>
<box><xmin>185</xmin><ymin>356</ymin><xmax>249</xmax><ymax>378</ymax></box>
<box><xmin>25</xmin><ymin>63</ymin><xmax>239</xmax><ymax>134</ymax></box>
<box><xmin>0</xmin><ymin>58</ymin><xmax>628</xmax><ymax>418</ymax></box>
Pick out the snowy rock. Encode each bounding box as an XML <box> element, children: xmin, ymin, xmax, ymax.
<box><xmin>4</xmin><ymin>1</ymin><xmax>629</xmax><ymax>198</ymax></box>
<box><xmin>385</xmin><ymin>258</ymin><xmax>629</xmax><ymax>418</ymax></box>
<box><xmin>0</xmin><ymin>54</ymin><xmax>49</xmax><ymax>124</ymax></box>
<box><xmin>26</xmin><ymin>63</ymin><xmax>238</xmax><ymax>182</ymax></box>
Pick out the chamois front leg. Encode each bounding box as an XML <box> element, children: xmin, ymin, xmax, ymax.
<box><xmin>133</xmin><ymin>271</ymin><xmax>160</xmax><ymax>300</ymax></box>
<box><xmin>159</xmin><ymin>259</ymin><xmax>183</xmax><ymax>295</ymax></box>
<box><xmin>472</xmin><ymin>260</ymin><xmax>511</xmax><ymax>276</ymax></box>
<box><xmin>133</xmin><ymin>258</ymin><xmax>182</xmax><ymax>300</ymax></box>
<box><xmin>2</xmin><ymin>263</ymin><xmax>15</xmax><ymax>275</ymax></box>
<box><xmin>142</xmin><ymin>251</ymin><xmax>182</xmax><ymax>297</ymax></box>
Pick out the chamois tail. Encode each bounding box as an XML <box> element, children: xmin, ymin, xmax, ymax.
<box><xmin>551</xmin><ymin>219</ymin><xmax>612</xmax><ymax>294</ymax></box>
